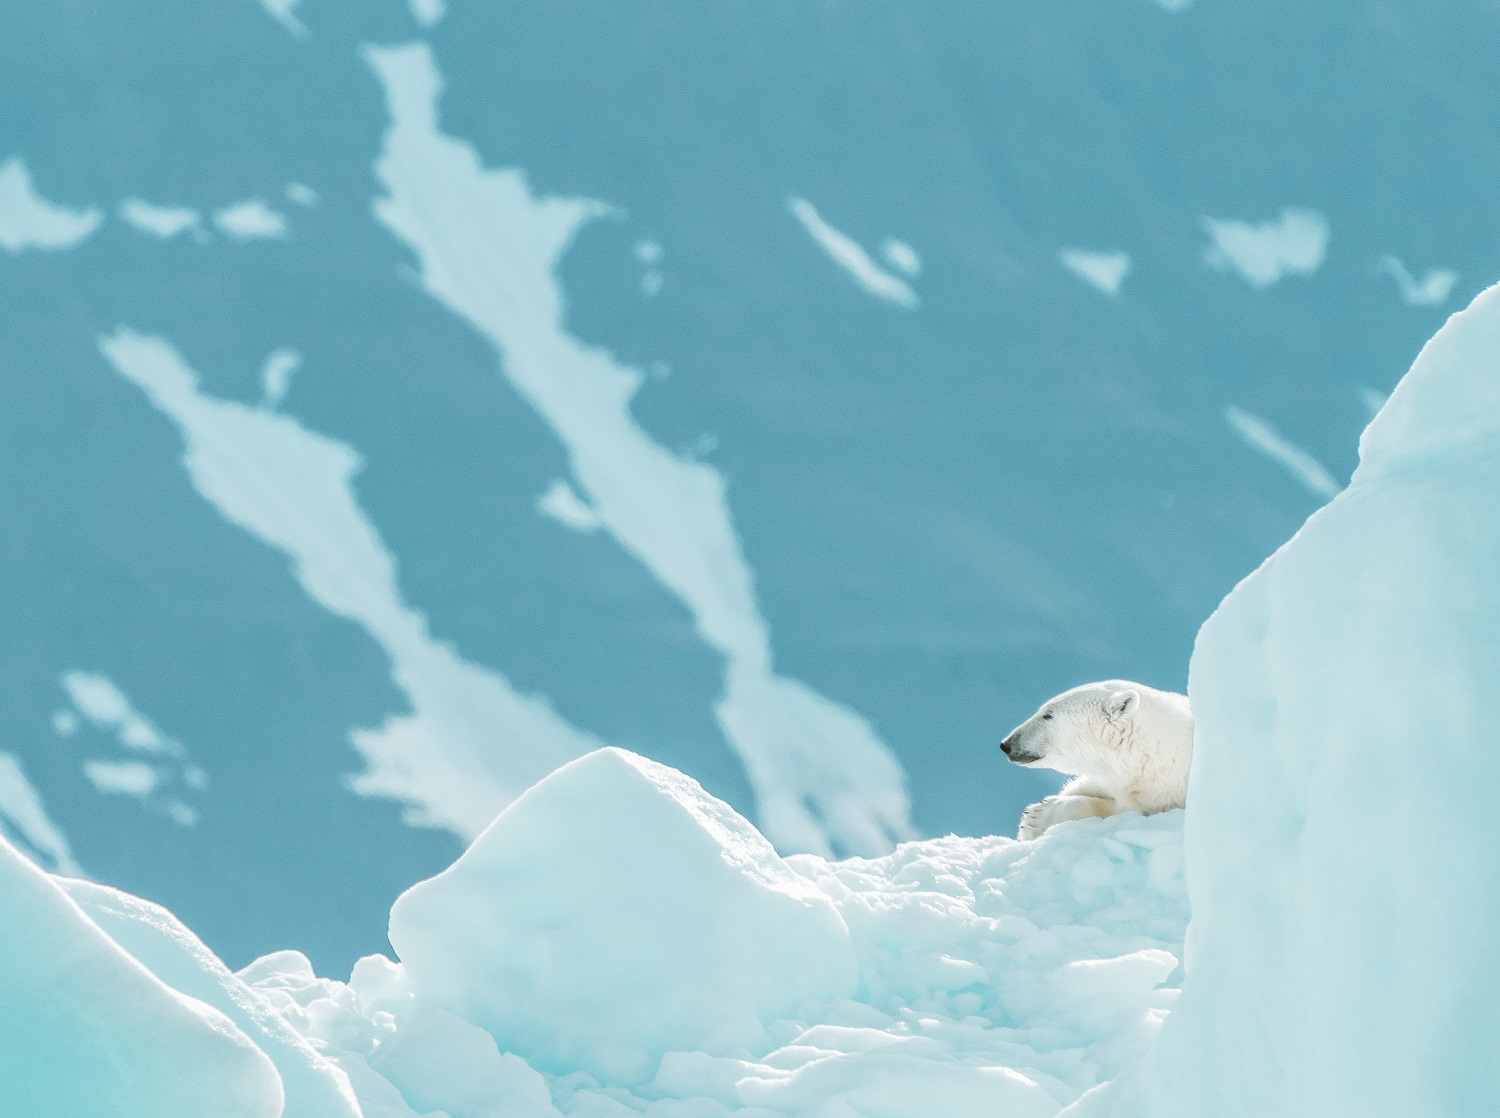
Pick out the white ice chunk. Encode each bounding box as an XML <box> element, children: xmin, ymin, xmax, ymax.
<box><xmin>119</xmin><ymin>198</ymin><xmax>202</xmax><ymax>239</ymax></box>
<box><xmin>215</xmin><ymin>199</ymin><xmax>289</xmax><ymax>241</ymax></box>
<box><xmin>257</xmin><ymin>0</ymin><xmax>307</xmax><ymax>38</ymax></box>
<box><xmin>1102</xmin><ymin>282</ymin><xmax>1500</xmax><ymax>1116</ymax></box>
<box><xmin>1202</xmin><ymin>208</ymin><xmax>1328</xmax><ymax>289</ymax></box>
<box><xmin>0</xmin><ymin>157</ymin><xmax>102</xmax><ymax>252</ymax></box>
<box><xmin>0</xmin><ymin>753</ymin><xmax>81</xmax><ymax>875</ymax></box>
<box><xmin>1060</xmin><ymin>248</ymin><xmax>1131</xmax><ymax>296</ymax></box>
<box><xmin>1225</xmin><ymin>405</ymin><xmax>1341</xmax><ymax>499</ymax></box>
<box><xmin>388</xmin><ymin>748</ymin><xmax>858</xmax><ymax>1084</ymax></box>
<box><xmin>537</xmin><ymin>478</ymin><xmax>603</xmax><ymax>531</ymax></box>
<box><xmin>0</xmin><ymin>832</ymin><xmax>284</xmax><ymax>1117</ymax></box>
<box><xmin>262</xmin><ymin>348</ymin><xmax>301</xmax><ymax>408</ymax></box>
<box><xmin>366</xmin><ymin>43</ymin><xmax>916</xmax><ymax>857</ymax></box>
<box><xmin>1377</xmin><ymin>255</ymin><xmax>1458</xmax><ymax>307</ymax></box>
<box><xmin>788</xmin><ymin>196</ymin><xmax>918</xmax><ymax>308</ymax></box>
<box><xmin>63</xmin><ymin>878</ymin><xmax>364</xmax><ymax>1118</ymax></box>
<box><xmin>102</xmin><ymin>328</ymin><xmax>603</xmax><ymax>839</ymax></box>
<box><xmin>62</xmin><ymin>669</ymin><xmax>178</xmax><ymax>755</ymax></box>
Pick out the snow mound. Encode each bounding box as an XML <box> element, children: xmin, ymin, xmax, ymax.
<box><xmin>1071</xmin><ymin>283</ymin><xmax>1500</xmax><ymax>1116</ymax></box>
<box><xmin>272</xmin><ymin>755</ymin><xmax>1189</xmax><ymax>1116</ymax></box>
<box><xmin>388</xmin><ymin>747</ymin><xmax>860</xmax><ymax>1084</ymax></box>
<box><xmin>0</xmin><ymin>832</ymin><xmax>283</xmax><ymax>1118</ymax></box>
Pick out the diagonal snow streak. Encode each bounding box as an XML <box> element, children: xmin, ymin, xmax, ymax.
<box><xmin>0</xmin><ymin>753</ymin><xmax>81</xmax><ymax>875</ymax></box>
<box><xmin>1226</xmin><ymin>405</ymin><xmax>1342</xmax><ymax>500</ymax></box>
<box><xmin>365</xmin><ymin>42</ymin><xmax>915</xmax><ymax>856</ymax></box>
<box><xmin>100</xmin><ymin>329</ymin><xmax>603</xmax><ymax>839</ymax></box>
<box><xmin>788</xmin><ymin>197</ymin><xmax>919</xmax><ymax>309</ymax></box>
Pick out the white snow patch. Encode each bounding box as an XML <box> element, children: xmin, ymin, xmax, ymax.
<box><xmin>213</xmin><ymin>200</ymin><xmax>288</xmax><ymax>241</ymax></box>
<box><xmin>1377</xmin><ymin>255</ymin><xmax>1458</xmax><ymax>307</ymax></box>
<box><xmin>59</xmin><ymin>670</ymin><xmax>205</xmax><ymax>825</ymax></box>
<box><xmin>101</xmin><ymin>328</ymin><xmax>604</xmax><ymax>840</ymax></box>
<box><xmin>119</xmin><ymin>199</ymin><xmax>201</xmax><ymax>239</ymax></box>
<box><xmin>256</xmin><ymin>0</ymin><xmax>307</xmax><ymax>38</ymax></box>
<box><xmin>409</xmin><ymin>0</ymin><xmax>445</xmax><ymax>28</ymax></box>
<box><xmin>1060</xmin><ymin>248</ymin><xmax>1131</xmax><ymax>296</ymax></box>
<box><xmin>285</xmin><ymin>182</ymin><xmax>319</xmax><ymax>207</ymax></box>
<box><xmin>260</xmin><ymin>349</ymin><xmax>300</xmax><ymax>408</ymax></box>
<box><xmin>880</xmin><ymin>237</ymin><xmax>922</xmax><ymax>277</ymax></box>
<box><xmin>0</xmin><ymin>753</ymin><xmax>81</xmax><ymax>876</ymax></box>
<box><xmin>82</xmin><ymin>760</ymin><xmax>160</xmax><ymax>799</ymax></box>
<box><xmin>1225</xmin><ymin>406</ymin><xmax>1341</xmax><ymax>500</ymax></box>
<box><xmin>62</xmin><ymin>670</ymin><xmax>177</xmax><ymax>757</ymax></box>
<box><xmin>537</xmin><ymin>479</ymin><xmax>602</xmax><ymax>532</ymax></box>
<box><xmin>1202</xmin><ymin>208</ymin><xmax>1328</xmax><ymax>289</ymax></box>
<box><xmin>788</xmin><ymin>196</ymin><xmax>919</xmax><ymax>310</ymax></box>
<box><xmin>366</xmin><ymin>42</ymin><xmax>916</xmax><ymax>857</ymax></box>
<box><xmin>0</xmin><ymin>158</ymin><xmax>103</xmax><ymax>252</ymax></box>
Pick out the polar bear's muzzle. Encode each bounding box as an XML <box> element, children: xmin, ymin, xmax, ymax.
<box><xmin>1000</xmin><ymin>733</ymin><xmax>1044</xmax><ymax>766</ymax></box>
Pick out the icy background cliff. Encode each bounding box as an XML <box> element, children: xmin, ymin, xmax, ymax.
<box><xmin>3</xmin><ymin>0</ymin><xmax>1499</xmax><ymax>976</ymax></box>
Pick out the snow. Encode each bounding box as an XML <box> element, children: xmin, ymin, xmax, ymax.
<box><xmin>262</xmin><ymin>348</ymin><xmax>301</xmax><ymax>407</ymax></box>
<box><xmin>1201</xmin><ymin>208</ymin><xmax>1328</xmax><ymax>289</ymax></box>
<box><xmin>1060</xmin><ymin>249</ymin><xmax>1131</xmax><ymax>297</ymax></box>
<box><xmin>4</xmin><ymin>733</ymin><xmax>1193</xmax><ymax>1116</ymax></box>
<box><xmin>880</xmin><ymin>237</ymin><xmax>922</xmax><ymax>278</ymax></box>
<box><xmin>389</xmin><ymin>748</ymin><xmax>859</xmax><ymax>1084</ymax></box>
<box><xmin>214</xmin><ymin>199</ymin><xmax>289</xmax><ymax>241</ymax></box>
<box><xmin>1068</xmin><ymin>281</ymin><xmax>1500</xmax><ymax>1116</ymax></box>
<box><xmin>0</xmin><ymin>157</ymin><xmax>103</xmax><ymax>251</ymax></box>
<box><xmin>538</xmin><ymin>478</ymin><xmax>604</xmax><ymax>531</ymax></box>
<box><xmin>83</xmin><ymin>759</ymin><xmax>160</xmax><ymax>797</ymax></box>
<box><xmin>102</xmin><ymin>328</ymin><xmax>605</xmax><ymax>839</ymax></box>
<box><xmin>1224</xmin><ymin>405</ymin><xmax>1342</xmax><ymax>499</ymax></box>
<box><xmin>366</xmin><ymin>42</ymin><xmax>916</xmax><ymax>859</ymax></box>
<box><xmin>1377</xmin><ymin>255</ymin><xmax>1458</xmax><ymax>307</ymax></box>
<box><xmin>787</xmin><ymin>196</ymin><xmax>919</xmax><ymax>309</ymax></box>
<box><xmin>0</xmin><ymin>752</ymin><xmax>81</xmax><ymax>874</ymax></box>
<box><xmin>119</xmin><ymin>199</ymin><xmax>201</xmax><ymax>239</ymax></box>
<box><xmin>409</xmin><ymin>0</ymin><xmax>446</xmax><ymax>29</ymax></box>
<box><xmin>256</xmin><ymin>0</ymin><xmax>307</xmax><ymax>39</ymax></box>
<box><xmin>0</xmin><ymin>831</ymin><xmax>284</xmax><ymax>1118</ymax></box>
<box><xmin>62</xmin><ymin>669</ymin><xmax>179</xmax><ymax>755</ymax></box>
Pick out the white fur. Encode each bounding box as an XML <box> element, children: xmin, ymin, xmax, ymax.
<box><xmin>999</xmin><ymin>680</ymin><xmax>1192</xmax><ymax>840</ymax></box>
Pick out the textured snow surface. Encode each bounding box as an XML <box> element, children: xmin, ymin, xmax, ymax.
<box><xmin>1068</xmin><ymin>283</ymin><xmax>1500</xmax><ymax>1117</ymax></box>
<box><xmin>2</xmin><ymin>748</ymin><xmax>1187</xmax><ymax>1117</ymax></box>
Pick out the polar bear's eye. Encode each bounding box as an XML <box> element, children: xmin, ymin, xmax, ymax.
<box><xmin>1041</xmin><ymin>713</ymin><xmax>1052</xmax><ymax>720</ymax></box>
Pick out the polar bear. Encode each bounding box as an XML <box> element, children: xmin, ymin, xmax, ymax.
<box><xmin>999</xmin><ymin>680</ymin><xmax>1192</xmax><ymax>840</ymax></box>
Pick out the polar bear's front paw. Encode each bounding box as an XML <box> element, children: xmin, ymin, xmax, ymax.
<box><xmin>1017</xmin><ymin>797</ymin><xmax>1056</xmax><ymax>840</ymax></box>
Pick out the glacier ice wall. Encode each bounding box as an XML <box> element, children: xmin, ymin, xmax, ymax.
<box><xmin>1075</xmin><ymin>282</ymin><xmax>1500</xmax><ymax>1116</ymax></box>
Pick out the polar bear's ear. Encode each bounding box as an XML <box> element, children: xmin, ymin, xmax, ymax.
<box><xmin>1106</xmin><ymin>689</ymin><xmax>1140</xmax><ymax>719</ymax></box>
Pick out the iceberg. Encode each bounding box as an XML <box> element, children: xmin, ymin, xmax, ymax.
<box><xmin>1068</xmin><ymin>283</ymin><xmax>1500</xmax><ymax>1115</ymax></box>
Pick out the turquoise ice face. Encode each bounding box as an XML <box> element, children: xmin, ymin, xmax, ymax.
<box><xmin>1</xmin><ymin>0</ymin><xmax>1492</xmax><ymax>971</ymax></box>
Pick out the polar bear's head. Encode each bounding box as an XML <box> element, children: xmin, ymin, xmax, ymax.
<box><xmin>999</xmin><ymin>680</ymin><xmax>1145</xmax><ymax>777</ymax></box>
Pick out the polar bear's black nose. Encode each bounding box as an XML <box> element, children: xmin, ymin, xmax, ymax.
<box><xmin>1000</xmin><ymin>735</ymin><xmax>1014</xmax><ymax>756</ymax></box>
